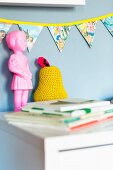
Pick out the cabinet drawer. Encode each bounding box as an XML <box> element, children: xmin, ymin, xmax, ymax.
<box><xmin>59</xmin><ymin>144</ymin><xmax>113</xmax><ymax>170</ymax></box>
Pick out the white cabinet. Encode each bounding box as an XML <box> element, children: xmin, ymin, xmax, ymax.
<box><xmin>0</xmin><ymin>115</ymin><xmax>113</xmax><ymax>170</ymax></box>
<box><xmin>59</xmin><ymin>145</ymin><xmax>113</xmax><ymax>170</ymax></box>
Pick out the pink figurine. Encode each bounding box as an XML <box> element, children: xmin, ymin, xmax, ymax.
<box><xmin>6</xmin><ymin>30</ymin><xmax>33</xmax><ymax>112</ymax></box>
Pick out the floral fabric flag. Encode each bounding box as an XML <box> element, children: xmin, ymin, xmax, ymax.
<box><xmin>48</xmin><ymin>26</ymin><xmax>71</xmax><ymax>52</ymax></box>
<box><xmin>76</xmin><ymin>21</ymin><xmax>97</xmax><ymax>47</ymax></box>
<box><xmin>101</xmin><ymin>16</ymin><xmax>113</xmax><ymax>36</ymax></box>
<box><xmin>0</xmin><ymin>23</ymin><xmax>12</xmax><ymax>43</ymax></box>
<box><xmin>18</xmin><ymin>24</ymin><xmax>43</xmax><ymax>52</ymax></box>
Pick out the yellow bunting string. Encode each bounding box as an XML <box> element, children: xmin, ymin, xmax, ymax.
<box><xmin>0</xmin><ymin>13</ymin><xmax>113</xmax><ymax>27</ymax></box>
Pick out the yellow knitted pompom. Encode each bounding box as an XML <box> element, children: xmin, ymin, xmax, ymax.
<box><xmin>33</xmin><ymin>66</ymin><xmax>68</xmax><ymax>101</ymax></box>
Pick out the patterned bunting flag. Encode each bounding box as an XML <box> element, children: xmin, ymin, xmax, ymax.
<box><xmin>0</xmin><ymin>23</ymin><xmax>12</xmax><ymax>43</ymax></box>
<box><xmin>48</xmin><ymin>26</ymin><xmax>71</xmax><ymax>52</ymax></box>
<box><xmin>18</xmin><ymin>24</ymin><xmax>43</xmax><ymax>52</ymax></box>
<box><xmin>101</xmin><ymin>16</ymin><xmax>113</xmax><ymax>36</ymax></box>
<box><xmin>76</xmin><ymin>21</ymin><xmax>97</xmax><ymax>47</ymax></box>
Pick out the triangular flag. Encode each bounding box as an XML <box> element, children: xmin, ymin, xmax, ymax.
<box><xmin>101</xmin><ymin>16</ymin><xmax>113</xmax><ymax>36</ymax></box>
<box><xmin>0</xmin><ymin>23</ymin><xmax>12</xmax><ymax>43</ymax></box>
<box><xmin>76</xmin><ymin>21</ymin><xmax>97</xmax><ymax>47</ymax></box>
<box><xmin>48</xmin><ymin>26</ymin><xmax>71</xmax><ymax>52</ymax></box>
<box><xmin>18</xmin><ymin>24</ymin><xmax>43</xmax><ymax>52</ymax></box>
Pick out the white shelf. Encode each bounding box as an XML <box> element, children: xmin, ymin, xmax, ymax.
<box><xmin>1</xmin><ymin>115</ymin><xmax>113</xmax><ymax>170</ymax></box>
<box><xmin>0</xmin><ymin>0</ymin><xmax>85</xmax><ymax>6</ymax></box>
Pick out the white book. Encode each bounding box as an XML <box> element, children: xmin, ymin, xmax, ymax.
<box><xmin>5</xmin><ymin>105</ymin><xmax>113</xmax><ymax>124</ymax></box>
<box><xmin>6</xmin><ymin>108</ymin><xmax>113</xmax><ymax>131</ymax></box>
<box><xmin>8</xmin><ymin>114</ymin><xmax>113</xmax><ymax>132</ymax></box>
<box><xmin>8</xmin><ymin>121</ymin><xmax>68</xmax><ymax>132</ymax></box>
<box><xmin>22</xmin><ymin>104</ymin><xmax>113</xmax><ymax>118</ymax></box>
<box><xmin>23</xmin><ymin>98</ymin><xmax>110</xmax><ymax>112</ymax></box>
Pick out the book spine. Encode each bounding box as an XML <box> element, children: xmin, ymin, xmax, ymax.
<box><xmin>59</xmin><ymin>101</ymin><xmax>110</xmax><ymax>111</ymax></box>
<box><xmin>66</xmin><ymin>111</ymin><xmax>113</xmax><ymax>128</ymax></box>
<box><xmin>21</xmin><ymin>104</ymin><xmax>113</xmax><ymax>118</ymax></box>
<box><xmin>70</xmin><ymin>116</ymin><xmax>113</xmax><ymax>131</ymax></box>
<box><xmin>70</xmin><ymin>105</ymin><xmax>113</xmax><ymax>117</ymax></box>
<box><xmin>8</xmin><ymin>122</ymin><xmax>68</xmax><ymax>131</ymax></box>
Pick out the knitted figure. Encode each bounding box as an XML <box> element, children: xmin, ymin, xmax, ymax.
<box><xmin>33</xmin><ymin>57</ymin><xmax>68</xmax><ymax>101</ymax></box>
<box><xmin>38</xmin><ymin>56</ymin><xmax>50</xmax><ymax>67</ymax></box>
<box><xmin>6</xmin><ymin>30</ymin><xmax>33</xmax><ymax>112</ymax></box>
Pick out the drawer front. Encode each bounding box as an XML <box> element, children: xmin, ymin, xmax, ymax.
<box><xmin>58</xmin><ymin>144</ymin><xmax>113</xmax><ymax>170</ymax></box>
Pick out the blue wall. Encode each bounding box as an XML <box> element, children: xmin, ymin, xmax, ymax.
<box><xmin>0</xmin><ymin>0</ymin><xmax>113</xmax><ymax>112</ymax></box>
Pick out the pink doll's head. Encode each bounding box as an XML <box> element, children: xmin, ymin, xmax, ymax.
<box><xmin>6</xmin><ymin>30</ymin><xmax>27</xmax><ymax>53</ymax></box>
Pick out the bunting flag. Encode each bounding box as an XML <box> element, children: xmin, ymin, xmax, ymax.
<box><xmin>18</xmin><ymin>24</ymin><xmax>43</xmax><ymax>52</ymax></box>
<box><xmin>0</xmin><ymin>13</ymin><xmax>112</xmax><ymax>52</ymax></box>
<box><xmin>101</xmin><ymin>16</ymin><xmax>113</xmax><ymax>36</ymax></box>
<box><xmin>0</xmin><ymin>23</ymin><xmax>12</xmax><ymax>43</ymax></box>
<box><xmin>48</xmin><ymin>26</ymin><xmax>71</xmax><ymax>52</ymax></box>
<box><xmin>76</xmin><ymin>21</ymin><xmax>97</xmax><ymax>47</ymax></box>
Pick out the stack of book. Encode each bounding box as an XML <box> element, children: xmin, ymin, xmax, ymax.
<box><xmin>5</xmin><ymin>98</ymin><xmax>113</xmax><ymax>132</ymax></box>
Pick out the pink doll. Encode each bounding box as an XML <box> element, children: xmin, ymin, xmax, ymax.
<box><xmin>6</xmin><ymin>30</ymin><xmax>33</xmax><ymax>112</ymax></box>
